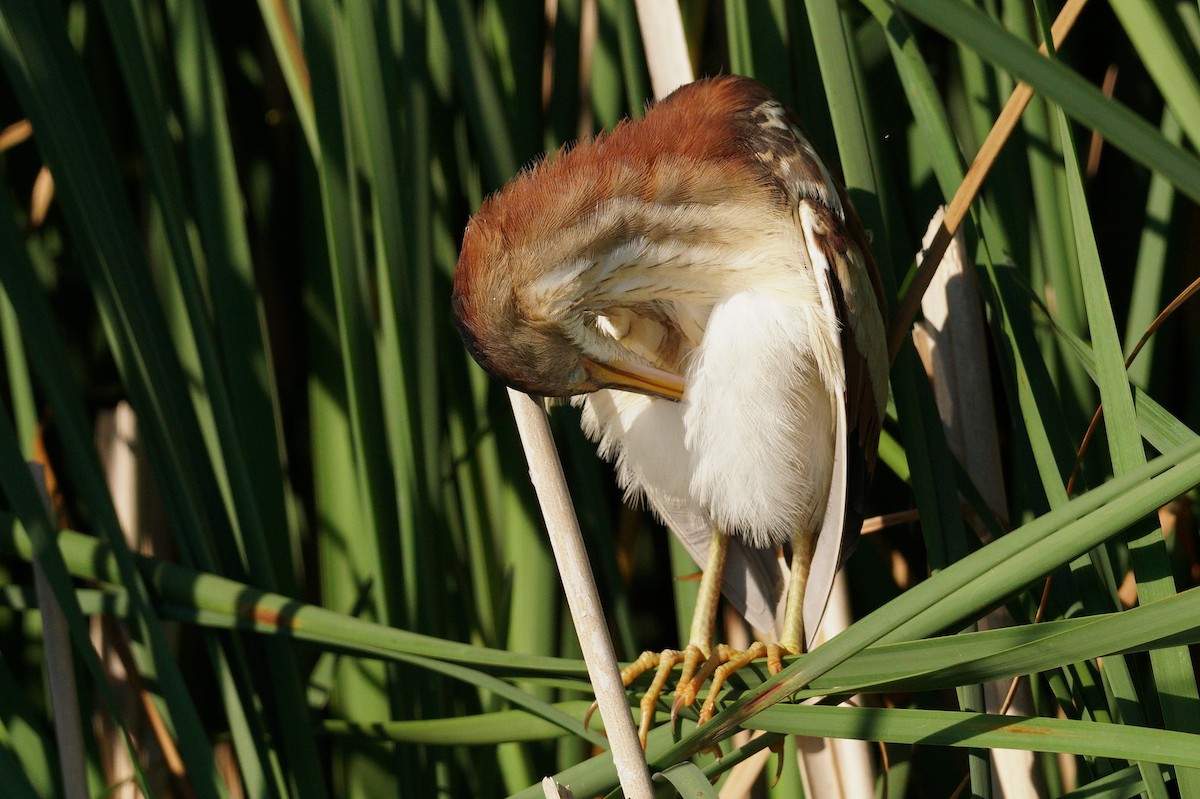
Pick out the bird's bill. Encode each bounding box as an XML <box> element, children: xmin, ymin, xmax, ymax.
<box><xmin>584</xmin><ymin>359</ymin><xmax>685</xmax><ymax>401</ymax></box>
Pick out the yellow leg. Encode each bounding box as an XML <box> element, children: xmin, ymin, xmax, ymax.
<box><xmin>779</xmin><ymin>530</ymin><xmax>815</xmax><ymax>654</ymax></box>
<box><xmin>669</xmin><ymin>530</ymin><xmax>730</xmax><ymax>716</ymax></box>
<box><xmin>688</xmin><ymin>528</ymin><xmax>730</xmax><ymax>649</ymax></box>
<box><xmin>601</xmin><ymin>528</ymin><xmax>729</xmax><ymax>747</ymax></box>
<box><xmin>694</xmin><ymin>530</ymin><xmax>814</xmax><ymax>724</ymax></box>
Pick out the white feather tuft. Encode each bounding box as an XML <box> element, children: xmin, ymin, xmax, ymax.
<box><xmin>683</xmin><ymin>291</ymin><xmax>839</xmax><ymax>547</ymax></box>
<box><xmin>576</xmin><ymin>389</ymin><xmax>788</xmax><ymax>634</ymax></box>
<box><xmin>576</xmin><ymin>391</ymin><xmax>694</xmax><ymax>512</ymax></box>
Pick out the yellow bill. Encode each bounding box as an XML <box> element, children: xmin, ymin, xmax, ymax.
<box><xmin>584</xmin><ymin>358</ymin><xmax>685</xmax><ymax>401</ymax></box>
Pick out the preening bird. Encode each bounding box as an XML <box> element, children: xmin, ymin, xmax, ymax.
<box><xmin>452</xmin><ymin>75</ymin><xmax>888</xmax><ymax>744</ymax></box>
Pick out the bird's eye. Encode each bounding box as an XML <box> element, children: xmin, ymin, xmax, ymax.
<box><xmin>568</xmin><ymin>365</ymin><xmax>587</xmax><ymax>386</ymax></box>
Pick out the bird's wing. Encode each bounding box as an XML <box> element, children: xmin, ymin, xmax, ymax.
<box><xmin>797</xmin><ymin>202</ymin><xmax>851</xmax><ymax>646</ymax></box>
<box><xmin>797</xmin><ymin>199</ymin><xmax>888</xmax><ymax>647</ymax></box>
<box><xmin>649</xmin><ymin>495</ymin><xmax>788</xmax><ymax>637</ymax></box>
<box><xmin>741</xmin><ymin>90</ymin><xmax>888</xmax><ymax>644</ymax></box>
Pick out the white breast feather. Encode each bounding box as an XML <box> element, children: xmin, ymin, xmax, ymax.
<box><xmin>684</xmin><ymin>291</ymin><xmax>839</xmax><ymax>547</ymax></box>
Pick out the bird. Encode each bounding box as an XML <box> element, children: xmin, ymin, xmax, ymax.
<box><xmin>452</xmin><ymin>75</ymin><xmax>888</xmax><ymax>745</ymax></box>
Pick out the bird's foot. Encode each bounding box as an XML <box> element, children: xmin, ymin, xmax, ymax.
<box><xmin>586</xmin><ymin>644</ymin><xmax>711</xmax><ymax>747</ymax></box>
<box><xmin>587</xmin><ymin>641</ymin><xmax>799</xmax><ymax>748</ymax></box>
<box><xmin>633</xmin><ymin>644</ymin><xmax>712</xmax><ymax>747</ymax></box>
<box><xmin>682</xmin><ymin>641</ymin><xmax>797</xmax><ymax>726</ymax></box>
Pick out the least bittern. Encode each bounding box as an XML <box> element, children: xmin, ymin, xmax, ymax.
<box><xmin>452</xmin><ymin>75</ymin><xmax>888</xmax><ymax>745</ymax></box>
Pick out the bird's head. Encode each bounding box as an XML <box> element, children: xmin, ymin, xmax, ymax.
<box><xmin>452</xmin><ymin>215</ymin><xmax>685</xmax><ymax>400</ymax></box>
<box><xmin>451</xmin><ymin>75</ymin><xmax>823</xmax><ymax>402</ymax></box>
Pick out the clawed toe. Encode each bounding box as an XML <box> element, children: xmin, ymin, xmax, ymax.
<box><xmin>695</xmin><ymin>642</ymin><xmax>767</xmax><ymax>724</ymax></box>
<box><xmin>613</xmin><ymin>641</ymin><xmax>796</xmax><ymax>746</ymax></box>
<box><xmin>618</xmin><ymin>645</ymin><xmax>708</xmax><ymax>747</ymax></box>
